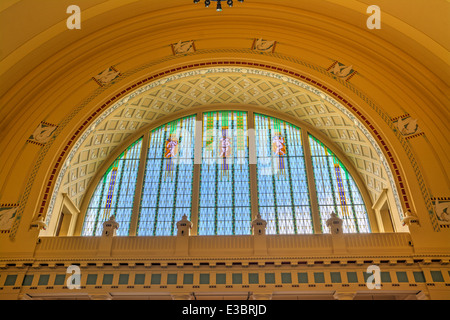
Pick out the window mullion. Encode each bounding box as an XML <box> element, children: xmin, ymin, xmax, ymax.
<box><xmin>301</xmin><ymin>128</ymin><xmax>322</xmax><ymax>234</ymax></box>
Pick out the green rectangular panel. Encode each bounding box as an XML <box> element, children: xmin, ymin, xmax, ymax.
<box><xmin>281</xmin><ymin>273</ymin><xmax>292</xmax><ymax>284</ymax></box>
<box><xmin>216</xmin><ymin>273</ymin><xmax>226</xmax><ymax>284</ymax></box>
<box><xmin>298</xmin><ymin>272</ymin><xmax>308</xmax><ymax>283</ymax></box>
<box><xmin>86</xmin><ymin>274</ymin><xmax>97</xmax><ymax>285</ymax></box>
<box><xmin>248</xmin><ymin>273</ymin><xmax>259</xmax><ymax>284</ymax></box>
<box><xmin>330</xmin><ymin>272</ymin><xmax>341</xmax><ymax>283</ymax></box>
<box><xmin>151</xmin><ymin>274</ymin><xmax>161</xmax><ymax>285</ymax></box>
<box><xmin>118</xmin><ymin>274</ymin><xmax>129</xmax><ymax>285</ymax></box>
<box><xmin>265</xmin><ymin>273</ymin><xmax>275</xmax><ymax>284</ymax></box>
<box><xmin>200</xmin><ymin>274</ymin><xmax>210</xmax><ymax>284</ymax></box>
<box><xmin>347</xmin><ymin>272</ymin><xmax>358</xmax><ymax>283</ymax></box>
<box><xmin>102</xmin><ymin>274</ymin><xmax>114</xmax><ymax>285</ymax></box>
<box><xmin>232</xmin><ymin>273</ymin><xmax>242</xmax><ymax>284</ymax></box>
<box><xmin>183</xmin><ymin>274</ymin><xmax>194</xmax><ymax>285</ymax></box>
<box><xmin>54</xmin><ymin>274</ymin><xmax>66</xmax><ymax>285</ymax></box>
<box><xmin>4</xmin><ymin>275</ymin><xmax>17</xmax><ymax>286</ymax></box>
<box><xmin>167</xmin><ymin>274</ymin><xmax>178</xmax><ymax>285</ymax></box>
<box><xmin>314</xmin><ymin>272</ymin><xmax>325</xmax><ymax>283</ymax></box>
<box><xmin>22</xmin><ymin>275</ymin><xmax>34</xmax><ymax>286</ymax></box>
<box><xmin>430</xmin><ymin>271</ymin><xmax>444</xmax><ymax>282</ymax></box>
<box><xmin>413</xmin><ymin>271</ymin><xmax>425</xmax><ymax>283</ymax></box>
<box><xmin>381</xmin><ymin>272</ymin><xmax>391</xmax><ymax>283</ymax></box>
<box><xmin>134</xmin><ymin>274</ymin><xmax>145</xmax><ymax>285</ymax></box>
<box><xmin>396</xmin><ymin>272</ymin><xmax>408</xmax><ymax>283</ymax></box>
<box><xmin>38</xmin><ymin>275</ymin><xmax>50</xmax><ymax>286</ymax></box>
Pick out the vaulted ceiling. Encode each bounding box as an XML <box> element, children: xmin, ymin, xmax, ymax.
<box><xmin>0</xmin><ymin>0</ymin><xmax>448</xmax><ymax>238</ymax></box>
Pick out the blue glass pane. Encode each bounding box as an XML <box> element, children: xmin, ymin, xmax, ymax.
<box><xmin>82</xmin><ymin>138</ymin><xmax>143</xmax><ymax>236</ymax></box>
<box><xmin>255</xmin><ymin>114</ymin><xmax>313</xmax><ymax>234</ymax></box>
<box><xmin>137</xmin><ymin>115</ymin><xmax>196</xmax><ymax>236</ymax></box>
<box><xmin>198</xmin><ymin>111</ymin><xmax>251</xmax><ymax>235</ymax></box>
<box><xmin>309</xmin><ymin>135</ymin><xmax>370</xmax><ymax>233</ymax></box>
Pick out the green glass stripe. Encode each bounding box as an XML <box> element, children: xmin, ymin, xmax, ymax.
<box><xmin>221</xmin><ymin>111</ymin><xmax>229</xmax><ymax>127</ymax></box>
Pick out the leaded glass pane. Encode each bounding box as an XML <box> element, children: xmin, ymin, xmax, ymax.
<box><xmin>255</xmin><ymin>114</ymin><xmax>313</xmax><ymax>234</ymax></box>
<box><xmin>137</xmin><ymin>115</ymin><xmax>196</xmax><ymax>236</ymax></box>
<box><xmin>82</xmin><ymin>138</ymin><xmax>142</xmax><ymax>236</ymax></box>
<box><xmin>198</xmin><ymin>111</ymin><xmax>251</xmax><ymax>235</ymax></box>
<box><xmin>309</xmin><ymin>134</ymin><xmax>370</xmax><ymax>233</ymax></box>
<box><xmin>81</xmin><ymin>111</ymin><xmax>372</xmax><ymax>237</ymax></box>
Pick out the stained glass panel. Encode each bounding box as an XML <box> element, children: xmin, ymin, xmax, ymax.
<box><xmin>82</xmin><ymin>138</ymin><xmax>143</xmax><ymax>236</ymax></box>
<box><xmin>309</xmin><ymin>134</ymin><xmax>371</xmax><ymax>233</ymax></box>
<box><xmin>137</xmin><ymin>115</ymin><xmax>196</xmax><ymax>236</ymax></box>
<box><xmin>198</xmin><ymin>111</ymin><xmax>251</xmax><ymax>235</ymax></box>
<box><xmin>255</xmin><ymin>114</ymin><xmax>313</xmax><ymax>234</ymax></box>
<box><xmin>81</xmin><ymin>111</ymin><xmax>372</xmax><ymax>237</ymax></box>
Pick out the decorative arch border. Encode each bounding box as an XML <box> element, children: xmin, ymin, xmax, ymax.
<box><xmin>45</xmin><ymin>65</ymin><xmax>405</xmax><ymax>229</ymax></box>
<box><xmin>9</xmin><ymin>57</ymin><xmax>438</xmax><ymax>240</ymax></box>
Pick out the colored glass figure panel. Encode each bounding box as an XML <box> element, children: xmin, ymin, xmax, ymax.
<box><xmin>255</xmin><ymin>114</ymin><xmax>313</xmax><ymax>234</ymax></box>
<box><xmin>309</xmin><ymin>135</ymin><xmax>371</xmax><ymax>233</ymax></box>
<box><xmin>137</xmin><ymin>115</ymin><xmax>196</xmax><ymax>236</ymax></box>
<box><xmin>82</xmin><ymin>138</ymin><xmax>143</xmax><ymax>236</ymax></box>
<box><xmin>198</xmin><ymin>111</ymin><xmax>251</xmax><ymax>235</ymax></box>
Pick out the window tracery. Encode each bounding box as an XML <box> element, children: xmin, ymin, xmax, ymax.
<box><xmin>82</xmin><ymin>111</ymin><xmax>370</xmax><ymax>236</ymax></box>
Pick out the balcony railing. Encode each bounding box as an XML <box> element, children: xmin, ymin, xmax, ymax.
<box><xmin>32</xmin><ymin>233</ymin><xmax>414</xmax><ymax>261</ymax></box>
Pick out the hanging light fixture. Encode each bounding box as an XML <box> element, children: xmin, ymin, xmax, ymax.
<box><xmin>193</xmin><ymin>0</ymin><xmax>244</xmax><ymax>12</ymax></box>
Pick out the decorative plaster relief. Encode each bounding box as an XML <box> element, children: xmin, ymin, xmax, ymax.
<box><xmin>252</xmin><ymin>39</ymin><xmax>276</xmax><ymax>52</ymax></box>
<box><xmin>432</xmin><ymin>198</ymin><xmax>450</xmax><ymax>225</ymax></box>
<box><xmin>0</xmin><ymin>207</ymin><xmax>17</xmax><ymax>231</ymax></box>
<box><xmin>393</xmin><ymin>115</ymin><xmax>422</xmax><ymax>138</ymax></box>
<box><xmin>28</xmin><ymin>122</ymin><xmax>58</xmax><ymax>145</ymax></box>
<box><xmin>328</xmin><ymin>61</ymin><xmax>356</xmax><ymax>81</ymax></box>
<box><xmin>172</xmin><ymin>40</ymin><xmax>196</xmax><ymax>55</ymax></box>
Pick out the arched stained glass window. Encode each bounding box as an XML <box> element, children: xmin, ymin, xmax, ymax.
<box><xmin>82</xmin><ymin>138</ymin><xmax>143</xmax><ymax>236</ymax></box>
<box><xmin>309</xmin><ymin>134</ymin><xmax>371</xmax><ymax>233</ymax></box>
<box><xmin>198</xmin><ymin>111</ymin><xmax>251</xmax><ymax>235</ymax></box>
<box><xmin>81</xmin><ymin>111</ymin><xmax>373</xmax><ymax>236</ymax></box>
<box><xmin>255</xmin><ymin>114</ymin><xmax>313</xmax><ymax>234</ymax></box>
<box><xmin>137</xmin><ymin>115</ymin><xmax>196</xmax><ymax>236</ymax></box>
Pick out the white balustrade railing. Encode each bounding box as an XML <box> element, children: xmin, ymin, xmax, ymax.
<box><xmin>32</xmin><ymin>232</ymin><xmax>414</xmax><ymax>260</ymax></box>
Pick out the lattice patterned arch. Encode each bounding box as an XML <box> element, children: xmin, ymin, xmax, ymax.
<box><xmin>78</xmin><ymin>109</ymin><xmax>374</xmax><ymax>236</ymax></box>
